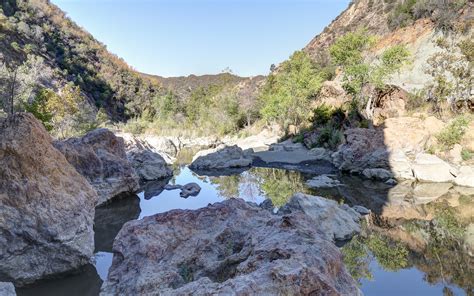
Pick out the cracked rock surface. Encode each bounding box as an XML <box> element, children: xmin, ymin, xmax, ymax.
<box><xmin>101</xmin><ymin>198</ymin><xmax>361</xmax><ymax>295</ymax></box>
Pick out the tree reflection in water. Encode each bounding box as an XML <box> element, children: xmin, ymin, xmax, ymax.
<box><xmin>209</xmin><ymin>167</ymin><xmax>311</xmax><ymax>206</ymax></box>
<box><xmin>342</xmin><ymin>196</ymin><xmax>474</xmax><ymax>295</ymax></box>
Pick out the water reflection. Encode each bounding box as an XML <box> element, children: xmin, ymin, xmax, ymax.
<box><xmin>342</xmin><ymin>192</ymin><xmax>474</xmax><ymax>295</ymax></box>
<box><xmin>94</xmin><ymin>193</ymin><xmax>141</xmax><ymax>252</ymax></box>
<box><xmin>16</xmin><ymin>264</ymin><xmax>102</xmax><ymax>296</ymax></box>
<box><xmin>16</xmin><ymin>166</ymin><xmax>474</xmax><ymax>296</ymax></box>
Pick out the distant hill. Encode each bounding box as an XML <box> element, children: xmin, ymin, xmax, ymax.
<box><xmin>144</xmin><ymin>72</ymin><xmax>265</xmax><ymax>102</ymax></box>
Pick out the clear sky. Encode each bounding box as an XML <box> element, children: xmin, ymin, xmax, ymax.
<box><xmin>51</xmin><ymin>0</ymin><xmax>350</xmax><ymax>77</ymax></box>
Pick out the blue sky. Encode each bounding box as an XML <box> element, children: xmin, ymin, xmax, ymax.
<box><xmin>51</xmin><ymin>0</ymin><xmax>350</xmax><ymax>77</ymax></box>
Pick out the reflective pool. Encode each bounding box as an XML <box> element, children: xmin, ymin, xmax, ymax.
<box><xmin>17</xmin><ymin>166</ymin><xmax>474</xmax><ymax>296</ymax></box>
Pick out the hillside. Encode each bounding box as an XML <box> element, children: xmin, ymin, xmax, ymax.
<box><xmin>0</xmin><ymin>0</ymin><xmax>161</xmax><ymax>120</ymax></box>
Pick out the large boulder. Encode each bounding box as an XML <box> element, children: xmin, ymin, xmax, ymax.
<box><xmin>278</xmin><ymin>193</ymin><xmax>362</xmax><ymax>241</ymax></box>
<box><xmin>383</xmin><ymin>116</ymin><xmax>444</xmax><ymax>154</ymax></box>
<box><xmin>412</xmin><ymin>153</ymin><xmax>455</xmax><ymax>183</ymax></box>
<box><xmin>127</xmin><ymin>150</ymin><xmax>172</xmax><ymax>182</ymax></box>
<box><xmin>0</xmin><ymin>113</ymin><xmax>97</xmax><ymax>286</ymax></box>
<box><xmin>332</xmin><ymin>128</ymin><xmax>389</xmax><ymax>173</ymax></box>
<box><xmin>372</xmin><ymin>85</ymin><xmax>408</xmax><ymax>125</ymax></box>
<box><xmin>54</xmin><ymin>129</ymin><xmax>140</xmax><ymax>206</ymax></box>
<box><xmin>190</xmin><ymin>145</ymin><xmax>252</xmax><ymax>170</ymax></box>
<box><xmin>389</xmin><ymin>150</ymin><xmax>415</xmax><ymax>180</ymax></box>
<box><xmin>101</xmin><ymin>199</ymin><xmax>361</xmax><ymax>295</ymax></box>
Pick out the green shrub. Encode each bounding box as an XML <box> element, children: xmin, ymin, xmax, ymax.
<box><xmin>461</xmin><ymin>149</ymin><xmax>473</xmax><ymax>161</ymax></box>
<box><xmin>311</xmin><ymin>104</ymin><xmax>333</xmax><ymax>126</ymax></box>
<box><xmin>259</xmin><ymin>51</ymin><xmax>328</xmax><ymax>127</ymax></box>
<box><xmin>317</xmin><ymin>124</ymin><xmax>343</xmax><ymax>150</ymax></box>
<box><xmin>436</xmin><ymin>116</ymin><xmax>471</xmax><ymax>149</ymax></box>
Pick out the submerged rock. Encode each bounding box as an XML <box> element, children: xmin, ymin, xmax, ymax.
<box><xmin>54</xmin><ymin>128</ymin><xmax>140</xmax><ymax>205</ymax></box>
<box><xmin>127</xmin><ymin>150</ymin><xmax>172</xmax><ymax>182</ymax></box>
<box><xmin>0</xmin><ymin>113</ymin><xmax>97</xmax><ymax>286</ymax></box>
<box><xmin>190</xmin><ymin>145</ymin><xmax>252</xmax><ymax>170</ymax></box>
<box><xmin>278</xmin><ymin>193</ymin><xmax>362</xmax><ymax>241</ymax></box>
<box><xmin>0</xmin><ymin>282</ymin><xmax>16</xmax><ymax>296</ymax></box>
<box><xmin>101</xmin><ymin>199</ymin><xmax>361</xmax><ymax>295</ymax></box>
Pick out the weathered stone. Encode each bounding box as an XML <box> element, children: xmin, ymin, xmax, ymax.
<box><xmin>412</xmin><ymin>153</ymin><xmax>455</xmax><ymax>183</ymax></box>
<box><xmin>54</xmin><ymin>129</ymin><xmax>140</xmax><ymax>205</ymax></box>
<box><xmin>0</xmin><ymin>282</ymin><xmax>16</xmax><ymax>296</ymax></box>
<box><xmin>389</xmin><ymin>150</ymin><xmax>415</xmax><ymax>180</ymax></box>
<box><xmin>190</xmin><ymin>145</ymin><xmax>252</xmax><ymax>170</ymax></box>
<box><xmin>127</xmin><ymin>150</ymin><xmax>172</xmax><ymax>182</ymax></box>
<box><xmin>454</xmin><ymin>166</ymin><xmax>474</xmax><ymax>188</ymax></box>
<box><xmin>372</xmin><ymin>85</ymin><xmax>408</xmax><ymax>125</ymax></box>
<box><xmin>0</xmin><ymin>113</ymin><xmax>97</xmax><ymax>286</ymax></box>
<box><xmin>362</xmin><ymin>168</ymin><xmax>394</xmax><ymax>181</ymax></box>
<box><xmin>101</xmin><ymin>199</ymin><xmax>361</xmax><ymax>295</ymax></box>
<box><xmin>179</xmin><ymin>183</ymin><xmax>201</xmax><ymax>198</ymax></box>
<box><xmin>332</xmin><ymin>128</ymin><xmax>389</xmax><ymax>173</ymax></box>
<box><xmin>278</xmin><ymin>193</ymin><xmax>361</xmax><ymax>241</ymax></box>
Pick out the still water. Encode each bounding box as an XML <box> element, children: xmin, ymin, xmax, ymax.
<box><xmin>17</xmin><ymin>166</ymin><xmax>474</xmax><ymax>296</ymax></box>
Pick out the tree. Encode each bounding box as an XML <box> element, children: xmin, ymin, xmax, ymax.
<box><xmin>259</xmin><ymin>51</ymin><xmax>328</xmax><ymax>128</ymax></box>
<box><xmin>330</xmin><ymin>31</ymin><xmax>409</xmax><ymax>121</ymax></box>
<box><xmin>0</xmin><ymin>55</ymin><xmax>52</xmax><ymax>115</ymax></box>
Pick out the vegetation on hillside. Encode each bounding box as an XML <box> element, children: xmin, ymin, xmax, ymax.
<box><xmin>385</xmin><ymin>0</ymin><xmax>469</xmax><ymax>31</ymax></box>
<box><xmin>0</xmin><ymin>0</ymin><xmax>161</xmax><ymax>123</ymax></box>
<box><xmin>258</xmin><ymin>51</ymin><xmax>334</xmax><ymax>128</ymax></box>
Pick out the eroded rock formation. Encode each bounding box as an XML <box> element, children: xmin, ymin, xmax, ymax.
<box><xmin>54</xmin><ymin>129</ymin><xmax>140</xmax><ymax>205</ymax></box>
<box><xmin>0</xmin><ymin>113</ymin><xmax>97</xmax><ymax>286</ymax></box>
<box><xmin>101</xmin><ymin>198</ymin><xmax>361</xmax><ymax>295</ymax></box>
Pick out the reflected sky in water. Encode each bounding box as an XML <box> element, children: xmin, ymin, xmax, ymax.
<box><xmin>17</xmin><ymin>166</ymin><xmax>474</xmax><ymax>296</ymax></box>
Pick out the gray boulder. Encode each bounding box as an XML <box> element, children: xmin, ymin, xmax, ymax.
<box><xmin>100</xmin><ymin>199</ymin><xmax>361</xmax><ymax>295</ymax></box>
<box><xmin>362</xmin><ymin>168</ymin><xmax>394</xmax><ymax>181</ymax></box>
<box><xmin>127</xmin><ymin>149</ymin><xmax>172</xmax><ymax>182</ymax></box>
<box><xmin>0</xmin><ymin>282</ymin><xmax>16</xmax><ymax>296</ymax></box>
<box><xmin>54</xmin><ymin>128</ymin><xmax>140</xmax><ymax>205</ymax></box>
<box><xmin>278</xmin><ymin>193</ymin><xmax>362</xmax><ymax>241</ymax></box>
<box><xmin>0</xmin><ymin>114</ymin><xmax>97</xmax><ymax>286</ymax></box>
<box><xmin>190</xmin><ymin>145</ymin><xmax>252</xmax><ymax>170</ymax></box>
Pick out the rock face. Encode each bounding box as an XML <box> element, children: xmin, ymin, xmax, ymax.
<box><xmin>332</xmin><ymin>128</ymin><xmax>389</xmax><ymax>173</ymax></box>
<box><xmin>190</xmin><ymin>145</ymin><xmax>252</xmax><ymax>170</ymax></box>
<box><xmin>0</xmin><ymin>282</ymin><xmax>16</xmax><ymax>296</ymax></box>
<box><xmin>101</xmin><ymin>199</ymin><xmax>361</xmax><ymax>296</ymax></box>
<box><xmin>0</xmin><ymin>113</ymin><xmax>97</xmax><ymax>286</ymax></box>
<box><xmin>412</xmin><ymin>153</ymin><xmax>455</xmax><ymax>183</ymax></box>
<box><xmin>54</xmin><ymin>129</ymin><xmax>140</xmax><ymax>205</ymax></box>
<box><xmin>278</xmin><ymin>193</ymin><xmax>362</xmax><ymax>241</ymax></box>
<box><xmin>127</xmin><ymin>150</ymin><xmax>172</xmax><ymax>182</ymax></box>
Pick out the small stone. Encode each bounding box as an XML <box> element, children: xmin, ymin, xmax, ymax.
<box><xmin>352</xmin><ymin>205</ymin><xmax>371</xmax><ymax>215</ymax></box>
